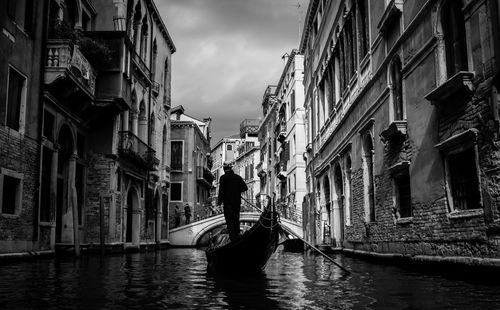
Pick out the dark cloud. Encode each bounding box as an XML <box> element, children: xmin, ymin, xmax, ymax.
<box><xmin>157</xmin><ymin>0</ymin><xmax>308</xmax><ymax>144</ymax></box>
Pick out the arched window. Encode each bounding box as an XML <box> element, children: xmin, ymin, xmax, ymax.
<box><xmin>345</xmin><ymin>155</ymin><xmax>352</xmax><ymax>225</ymax></box>
<box><xmin>132</xmin><ymin>1</ymin><xmax>142</xmax><ymax>47</ymax></box>
<box><xmin>163</xmin><ymin>58</ymin><xmax>169</xmax><ymax>105</ymax></box>
<box><xmin>390</xmin><ymin>55</ymin><xmax>404</xmax><ymax>120</ymax></box>
<box><xmin>363</xmin><ymin>133</ymin><xmax>375</xmax><ymax>222</ymax></box>
<box><xmin>441</xmin><ymin>0</ymin><xmax>468</xmax><ymax>77</ymax></box>
<box><xmin>149</xmin><ymin>112</ymin><xmax>155</xmax><ymax>148</ymax></box>
<box><xmin>152</xmin><ymin>39</ymin><xmax>157</xmax><ymax>79</ymax></box>
<box><xmin>140</xmin><ymin>15</ymin><xmax>148</xmax><ymax>60</ymax></box>
<box><xmin>357</xmin><ymin>0</ymin><xmax>369</xmax><ymax>59</ymax></box>
<box><xmin>138</xmin><ymin>100</ymin><xmax>146</xmax><ymax>140</ymax></box>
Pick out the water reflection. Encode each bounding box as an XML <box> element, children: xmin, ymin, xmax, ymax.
<box><xmin>1</xmin><ymin>249</ymin><xmax>500</xmax><ymax>309</ymax></box>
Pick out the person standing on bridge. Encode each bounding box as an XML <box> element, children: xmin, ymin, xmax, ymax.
<box><xmin>184</xmin><ymin>204</ymin><xmax>192</xmax><ymax>224</ymax></box>
<box><xmin>217</xmin><ymin>161</ymin><xmax>248</xmax><ymax>241</ymax></box>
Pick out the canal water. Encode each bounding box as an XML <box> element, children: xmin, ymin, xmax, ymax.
<box><xmin>1</xmin><ymin>248</ymin><xmax>500</xmax><ymax>309</ymax></box>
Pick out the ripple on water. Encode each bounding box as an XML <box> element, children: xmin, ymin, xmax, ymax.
<box><xmin>1</xmin><ymin>249</ymin><xmax>500</xmax><ymax>309</ymax></box>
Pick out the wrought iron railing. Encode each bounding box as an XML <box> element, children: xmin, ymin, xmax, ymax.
<box><xmin>196</xmin><ymin>166</ymin><xmax>214</xmax><ymax>186</ymax></box>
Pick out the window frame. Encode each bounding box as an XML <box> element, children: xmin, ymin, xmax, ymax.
<box><xmin>0</xmin><ymin>168</ymin><xmax>24</xmax><ymax>217</ymax></box>
<box><xmin>436</xmin><ymin>129</ymin><xmax>483</xmax><ymax>218</ymax></box>
<box><xmin>170</xmin><ymin>140</ymin><xmax>184</xmax><ymax>171</ymax></box>
<box><xmin>5</xmin><ymin>65</ymin><xmax>27</xmax><ymax>134</ymax></box>
<box><xmin>170</xmin><ymin>182</ymin><xmax>183</xmax><ymax>202</ymax></box>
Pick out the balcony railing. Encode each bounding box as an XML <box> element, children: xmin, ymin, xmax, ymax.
<box><xmin>45</xmin><ymin>40</ymin><xmax>96</xmax><ymax>97</ymax></box>
<box><xmin>131</xmin><ymin>49</ymin><xmax>151</xmax><ymax>85</ymax></box>
<box><xmin>196</xmin><ymin>166</ymin><xmax>214</xmax><ymax>187</ymax></box>
<box><xmin>118</xmin><ymin>131</ymin><xmax>158</xmax><ymax>170</ymax></box>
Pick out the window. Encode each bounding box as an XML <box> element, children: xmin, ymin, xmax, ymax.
<box><xmin>447</xmin><ymin>148</ymin><xmax>480</xmax><ymax>210</ymax></box>
<box><xmin>43</xmin><ymin>110</ymin><xmax>55</xmax><ymax>141</ymax></box>
<box><xmin>6</xmin><ymin>67</ymin><xmax>27</xmax><ymax>131</ymax></box>
<box><xmin>162</xmin><ymin>125</ymin><xmax>168</xmax><ymax>164</ymax></box>
<box><xmin>441</xmin><ymin>0</ymin><xmax>468</xmax><ymax>77</ymax></box>
<box><xmin>7</xmin><ymin>0</ymin><xmax>34</xmax><ymax>33</ymax></box>
<box><xmin>227</xmin><ymin>144</ymin><xmax>233</xmax><ymax>151</ymax></box>
<box><xmin>290</xmin><ymin>90</ymin><xmax>296</xmax><ymax>112</ymax></box>
<box><xmin>171</xmin><ymin>141</ymin><xmax>183</xmax><ymax>171</ymax></box>
<box><xmin>390</xmin><ymin>55</ymin><xmax>404</xmax><ymax>120</ymax></box>
<box><xmin>0</xmin><ymin>169</ymin><xmax>23</xmax><ymax>216</ymax></box>
<box><xmin>357</xmin><ymin>0</ymin><xmax>369</xmax><ymax>59</ymax></box>
<box><xmin>170</xmin><ymin>182</ymin><xmax>182</xmax><ymax>201</ymax></box>
<box><xmin>393</xmin><ymin>169</ymin><xmax>412</xmax><ymax>218</ymax></box>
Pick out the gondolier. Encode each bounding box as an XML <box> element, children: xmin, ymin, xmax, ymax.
<box><xmin>217</xmin><ymin>161</ymin><xmax>248</xmax><ymax>241</ymax></box>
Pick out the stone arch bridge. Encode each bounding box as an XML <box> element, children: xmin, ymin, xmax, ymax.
<box><xmin>169</xmin><ymin>212</ymin><xmax>303</xmax><ymax>247</ymax></box>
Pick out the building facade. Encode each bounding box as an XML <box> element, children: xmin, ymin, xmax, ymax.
<box><xmin>170</xmin><ymin>105</ymin><xmax>213</xmax><ymax>225</ymax></box>
<box><xmin>257</xmin><ymin>86</ymin><xmax>279</xmax><ymax>207</ymax></box>
<box><xmin>1</xmin><ymin>0</ymin><xmax>176</xmax><ymax>255</ymax></box>
<box><xmin>273</xmin><ymin>50</ymin><xmax>306</xmax><ymax>224</ymax></box>
<box><xmin>210</xmin><ymin>134</ymin><xmax>241</xmax><ymax>208</ymax></box>
<box><xmin>233</xmin><ymin>119</ymin><xmax>260</xmax><ymax>208</ymax></box>
<box><xmin>301</xmin><ymin>0</ymin><xmax>500</xmax><ymax>263</ymax></box>
<box><xmin>0</xmin><ymin>0</ymin><xmax>46</xmax><ymax>254</ymax></box>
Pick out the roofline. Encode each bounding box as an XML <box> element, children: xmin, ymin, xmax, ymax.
<box><xmin>276</xmin><ymin>49</ymin><xmax>301</xmax><ymax>92</ymax></box>
<box><xmin>147</xmin><ymin>0</ymin><xmax>176</xmax><ymax>54</ymax></box>
<box><xmin>299</xmin><ymin>0</ymin><xmax>320</xmax><ymax>53</ymax></box>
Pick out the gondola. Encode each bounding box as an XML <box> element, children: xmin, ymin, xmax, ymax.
<box><xmin>205</xmin><ymin>206</ymin><xmax>281</xmax><ymax>274</ymax></box>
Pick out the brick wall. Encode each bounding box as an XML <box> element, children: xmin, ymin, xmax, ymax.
<box><xmin>0</xmin><ymin>129</ymin><xmax>39</xmax><ymax>253</ymax></box>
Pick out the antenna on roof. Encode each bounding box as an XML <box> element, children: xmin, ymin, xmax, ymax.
<box><xmin>286</xmin><ymin>1</ymin><xmax>303</xmax><ymax>41</ymax></box>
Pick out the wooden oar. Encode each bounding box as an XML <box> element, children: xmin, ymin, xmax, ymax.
<box><xmin>241</xmin><ymin>196</ymin><xmax>351</xmax><ymax>274</ymax></box>
<box><xmin>279</xmin><ymin>224</ymin><xmax>350</xmax><ymax>274</ymax></box>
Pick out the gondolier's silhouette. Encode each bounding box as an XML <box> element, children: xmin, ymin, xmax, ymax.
<box><xmin>217</xmin><ymin>161</ymin><xmax>248</xmax><ymax>241</ymax></box>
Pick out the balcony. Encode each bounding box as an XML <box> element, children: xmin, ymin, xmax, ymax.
<box><xmin>277</xmin><ymin>122</ymin><xmax>287</xmax><ymax>143</ymax></box>
<box><xmin>196</xmin><ymin>166</ymin><xmax>214</xmax><ymax>188</ymax></box>
<box><xmin>118</xmin><ymin>131</ymin><xmax>158</xmax><ymax>170</ymax></box>
<box><xmin>424</xmin><ymin>71</ymin><xmax>474</xmax><ymax>105</ymax></box>
<box><xmin>380</xmin><ymin>120</ymin><xmax>407</xmax><ymax>144</ymax></box>
<box><xmin>240</xmin><ymin>119</ymin><xmax>260</xmax><ymax>138</ymax></box>
<box><xmin>45</xmin><ymin>40</ymin><xmax>96</xmax><ymax>99</ymax></box>
<box><xmin>131</xmin><ymin>49</ymin><xmax>152</xmax><ymax>86</ymax></box>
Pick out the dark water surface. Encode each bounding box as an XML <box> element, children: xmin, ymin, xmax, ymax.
<box><xmin>1</xmin><ymin>248</ymin><xmax>500</xmax><ymax>309</ymax></box>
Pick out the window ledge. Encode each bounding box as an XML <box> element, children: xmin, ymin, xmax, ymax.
<box><xmin>1</xmin><ymin>213</ymin><xmax>20</xmax><ymax>219</ymax></box>
<box><xmin>377</xmin><ymin>0</ymin><xmax>403</xmax><ymax>34</ymax></box>
<box><xmin>388</xmin><ymin>160</ymin><xmax>410</xmax><ymax>175</ymax></box>
<box><xmin>380</xmin><ymin>120</ymin><xmax>407</xmax><ymax>143</ymax></box>
<box><xmin>434</xmin><ymin>128</ymin><xmax>479</xmax><ymax>152</ymax></box>
<box><xmin>395</xmin><ymin>217</ymin><xmax>413</xmax><ymax>225</ymax></box>
<box><xmin>448</xmin><ymin>209</ymin><xmax>484</xmax><ymax>219</ymax></box>
<box><xmin>424</xmin><ymin>71</ymin><xmax>474</xmax><ymax>104</ymax></box>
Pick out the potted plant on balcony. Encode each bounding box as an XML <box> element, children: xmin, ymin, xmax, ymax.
<box><xmin>50</xmin><ymin>20</ymin><xmax>112</xmax><ymax>68</ymax></box>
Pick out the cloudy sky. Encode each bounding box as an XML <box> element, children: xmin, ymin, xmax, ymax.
<box><xmin>158</xmin><ymin>0</ymin><xmax>309</xmax><ymax>145</ymax></box>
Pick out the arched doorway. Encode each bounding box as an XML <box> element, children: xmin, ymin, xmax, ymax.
<box><xmin>363</xmin><ymin>133</ymin><xmax>376</xmax><ymax>222</ymax></box>
<box><xmin>56</xmin><ymin>124</ymin><xmax>75</xmax><ymax>243</ymax></box>
<box><xmin>125</xmin><ymin>186</ymin><xmax>141</xmax><ymax>246</ymax></box>
<box><xmin>333</xmin><ymin>164</ymin><xmax>344</xmax><ymax>246</ymax></box>
<box><xmin>322</xmin><ymin>175</ymin><xmax>331</xmax><ymax>244</ymax></box>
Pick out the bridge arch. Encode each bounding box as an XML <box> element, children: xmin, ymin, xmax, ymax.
<box><xmin>169</xmin><ymin>212</ymin><xmax>303</xmax><ymax>247</ymax></box>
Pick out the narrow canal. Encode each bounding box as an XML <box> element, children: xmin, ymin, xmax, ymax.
<box><xmin>1</xmin><ymin>248</ymin><xmax>500</xmax><ymax>309</ymax></box>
